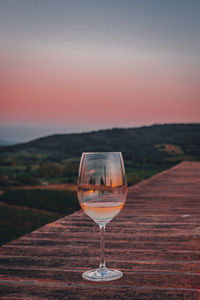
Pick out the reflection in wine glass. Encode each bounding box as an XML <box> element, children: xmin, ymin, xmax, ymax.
<box><xmin>77</xmin><ymin>152</ymin><xmax>127</xmax><ymax>281</ymax></box>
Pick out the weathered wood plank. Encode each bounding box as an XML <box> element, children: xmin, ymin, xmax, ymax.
<box><xmin>0</xmin><ymin>161</ymin><xmax>200</xmax><ymax>299</ymax></box>
<box><xmin>0</xmin><ymin>281</ymin><xmax>199</xmax><ymax>300</ymax></box>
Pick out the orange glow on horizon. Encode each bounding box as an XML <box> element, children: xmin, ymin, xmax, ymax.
<box><xmin>1</xmin><ymin>57</ymin><xmax>200</xmax><ymax>124</ymax></box>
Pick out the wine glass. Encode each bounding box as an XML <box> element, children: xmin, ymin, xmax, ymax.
<box><xmin>77</xmin><ymin>152</ymin><xmax>127</xmax><ymax>281</ymax></box>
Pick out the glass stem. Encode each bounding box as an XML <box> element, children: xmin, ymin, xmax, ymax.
<box><xmin>99</xmin><ymin>225</ymin><xmax>106</xmax><ymax>269</ymax></box>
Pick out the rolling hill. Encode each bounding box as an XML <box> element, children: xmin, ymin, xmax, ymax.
<box><xmin>1</xmin><ymin>123</ymin><xmax>200</xmax><ymax>163</ymax></box>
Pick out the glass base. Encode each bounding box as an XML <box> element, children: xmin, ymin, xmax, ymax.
<box><xmin>82</xmin><ymin>267</ymin><xmax>123</xmax><ymax>282</ymax></box>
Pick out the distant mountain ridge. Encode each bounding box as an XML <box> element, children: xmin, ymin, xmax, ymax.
<box><xmin>0</xmin><ymin>139</ymin><xmax>16</xmax><ymax>147</ymax></box>
<box><xmin>1</xmin><ymin>123</ymin><xmax>200</xmax><ymax>163</ymax></box>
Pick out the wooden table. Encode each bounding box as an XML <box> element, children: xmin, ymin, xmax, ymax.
<box><xmin>0</xmin><ymin>161</ymin><xmax>200</xmax><ymax>299</ymax></box>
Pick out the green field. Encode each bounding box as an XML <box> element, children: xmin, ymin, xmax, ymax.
<box><xmin>0</xmin><ymin>205</ymin><xmax>59</xmax><ymax>245</ymax></box>
<box><xmin>0</xmin><ymin>189</ymin><xmax>79</xmax><ymax>245</ymax></box>
<box><xmin>126</xmin><ymin>167</ymin><xmax>165</xmax><ymax>186</ymax></box>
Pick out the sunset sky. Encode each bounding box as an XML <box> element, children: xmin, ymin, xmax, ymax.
<box><xmin>0</xmin><ymin>0</ymin><xmax>200</xmax><ymax>142</ymax></box>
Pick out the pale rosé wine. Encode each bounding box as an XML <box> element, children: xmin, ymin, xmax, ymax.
<box><xmin>80</xmin><ymin>201</ymin><xmax>124</xmax><ymax>225</ymax></box>
<box><xmin>77</xmin><ymin>185</ymin><xmax>126</xmax><ymax>226</ymax></box>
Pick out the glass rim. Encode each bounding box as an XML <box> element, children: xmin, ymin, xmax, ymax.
<box><xmin>82</xmin><ymin>152</ymin><xmax>122</xmax><ymax>154</ymax></box>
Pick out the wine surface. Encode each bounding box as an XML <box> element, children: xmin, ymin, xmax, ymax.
<box><xmin>78</xmin><ymin>185</ymin><xmax>126</xmax><ymax>225</ymax></box>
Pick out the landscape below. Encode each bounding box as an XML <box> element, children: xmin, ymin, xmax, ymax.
<box><xmin>0</xmin><ymin>123</ymin><xmax>199</xmax><ymax>245</ymax></box>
